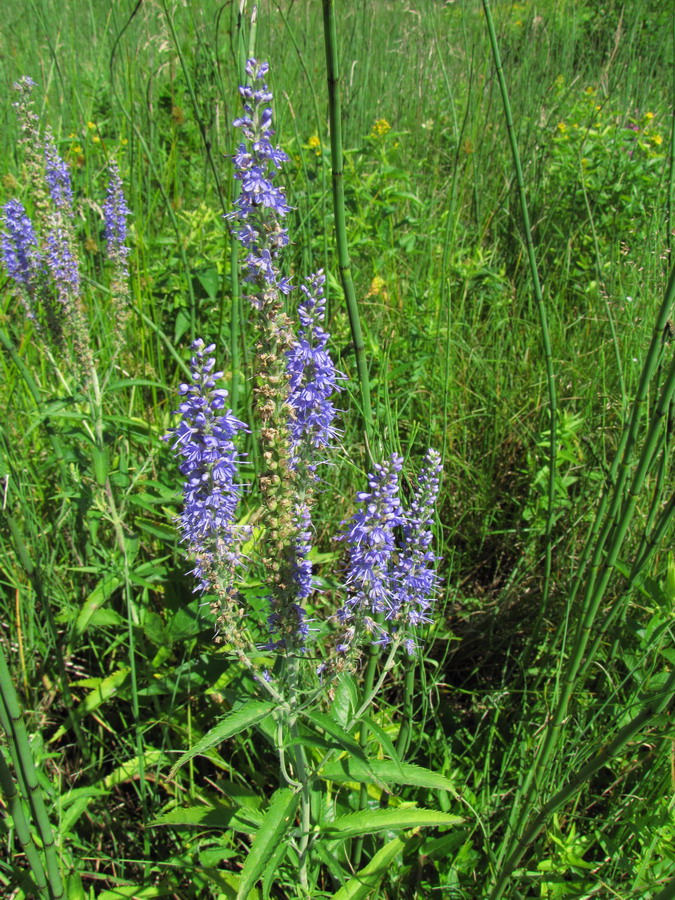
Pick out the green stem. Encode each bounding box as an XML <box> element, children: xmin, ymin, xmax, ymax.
<box><xmin>322</xmin><ymin>0</ymin><xmax>374</xmax><ymax>460</ymax></box>
<box><xmin>481</xmin><ymin>0</ymin><xmax>557</xmax><ymax>641</ymax></box>
<box><xmin>89</xmin><ymin>366</ymin><xmax>147</xmax><ymax>850</ymax></box>
<box><xmin>491</xmin><ymin>665</ymin><xmax>675</xmax><ymax>898</ymax></box>
<box><xmin>0</xmin><ymin>645</ymin><xmax>64</xmax><ymax>900</ymax></box>
<box><xmin>498</xmin><ymin>275</ymin><xmax>675</xmax><ymax>886</ymax></box>
<box><xmin>668</xmin><ymin>5</ymin><xmax>675</xmax><ymax>254</ymax></box>
<box><xmin>0</xmin><ymin>748</ymin><xmax>50</xmax><ymax>899</ymax></box>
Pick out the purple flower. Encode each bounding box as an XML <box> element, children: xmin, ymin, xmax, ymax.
<box><xmin>335</xmin><ymin>450</ymin><xmax>442</xmax><ymax>655</ymax></box>
<box><xmin>43</xmin><ymin>129</ymin><xmax>73</xmax><ymax>213</ymax></box>
<box><xmin>45</xmin><ymin>218</ymin><xmax>80</xmax><ymax>301</ymax></box>
<box><xmin>286</xmin><ymin>270</ymin><xmax>344</xmax><ymax>472</ymax></box>
<box><xmin>390</xmin><ymin>449</ymin><xmax>443</xmax><ymax>637</ymax></box>
<box><xmin>166</xmin><ymin>339</ymin><xmax>249</xmax><ymax>593</ymax></box>
<box><xmin>336</xmin><ymin>454</ymin><xmax>405</xmax><ymax>641</ymax></box>
<box><xmin>1</xmin><ymin>200</ymin><xmax>41</xmax><ymax>292</ymax></box>
<box><xmin>229</xmin><ymin>58</ymin><xmax>292</xmax><ymax>296</ymax></box>
<box><xmin>103</xmin><ymin>160</ymin><xmax>130</xmax><ymax>271</ymax></box>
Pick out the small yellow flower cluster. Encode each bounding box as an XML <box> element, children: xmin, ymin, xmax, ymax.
<box><xmin>366</xmin><ymin>275</ymin><xmax>388</xmax><ymax>301</ymax></box>
<box><xmin>371</xmin><ymin>118</ymin><xmax>391</xmax><ymax>138</ymax></box>
<box><xmin>307</xmin><ymin>134</ymin><xmax>321</xmax><ymax>155</ymax></box>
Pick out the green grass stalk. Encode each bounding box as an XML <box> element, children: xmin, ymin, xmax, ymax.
<box><xmin>481</xmin><ymin>0</ymin><xmax>558</xmax><ymax>633</ymax></box>
<box><xmin>0</xmin><ymin>750</ymin><xmax>50</xmax><ymax>899</ymax></box>
<box><xmin>0</xmin><ymin>645</ymin><xmax>64</xmax><ymax>900</ymax></box>
<box><xmin>496</xmin><ymin>267</ymin><xmax>675</xmax><ymax>893</ymax></box>
<box><xmin>321</xmin><ymin>0</ymin><xmax>374</xmax><ymax>459</ymax></box>
<box><xmin>493</xmin><ymin>663</ymin><xmax>675</xmax><ymax>896</ymax></box>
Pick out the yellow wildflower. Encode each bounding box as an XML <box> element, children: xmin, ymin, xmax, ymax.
<box><xmin>585</xmin><ymin>86</ymin><xmax>595</xmax><ymax>95</ymax></box>
<box><xmin>371</xmin><ymin>118</ymin><xmax>391</xmax><ymax>138</ymax></box>
<box><xmin>645</xmin><ymin>111</ymin><xmax>655</xmax><ymax>121</ymax></box>
<box><xmin>87</xmin><ymin>121</ymin><xmax>96</xmax><ymax>129</ymax></box>
<box><xmin>308</xmin><ymin>134</ymin><xmax>320</xmax><ymax>150</ymax></box>
<box><xmin>651</xmin><ymin>133</ymin><xmax>663</xmax><ymax>145</ymax></box>
<box><xmin>366</xmin><ymin>276</ymin><xmax>387</xmax><ymax>300</ymax></box>
<box><xmin>92</xmin><ymin>135</ymin><xmax>101</xmax><ymax>143</ymax></box>
<box><xmin>556</xmin><ymin>121</ymin><xmax>567</xmax><ymax>133</ymax></box>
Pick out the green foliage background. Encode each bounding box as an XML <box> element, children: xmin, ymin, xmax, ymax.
<box><xmin>1</xmin><ymin>0</ymin><xmax>675</xmax><ymax>897</ymax></box>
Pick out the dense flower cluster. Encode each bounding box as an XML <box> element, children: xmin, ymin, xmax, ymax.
<box><xmin>164</xmin><ymin>58</ymin><xmax>442</xmax><ymax>669</ymax></box>
<box><xmin>230</xmin><ymin>58</ymin><xmax>292</xmax><ymax>305</ymax></box>
<box><xmin>1</xmin><ymin>199</ymin><xmax>41</xmax><ymax>297</ymax></box>
<box><xmin>390</xmin><ymin>449</ymin><xmax>443</xmax><ymax>633</ymax></box>
<box><xmin>166</xmin><ymin>339</ymin><xmax>249</xmax><ymax>593</ymax></box>
<box><xmin>286</xmin><ymin>270</ymin><xmax>343</xmax><ymax>472</ymax></box>
<box><xmin>103</xmin><ymin>160</ymin><xmax>131</xmax><ymax>275</ymax></box>
<box><xmin>336</xmin><ymin>454</ymin><xmax>406</xmax><ymax>649</ymax></box>
<box><xmin>335</xmin><ymin>450</ymin><xmax>442</xmax><ymax>656</ymax></box>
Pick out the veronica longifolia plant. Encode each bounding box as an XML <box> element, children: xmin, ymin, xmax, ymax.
<box><xmin>165</xmin><ymin>58</ymin><xmax>448</xmax><ymax>892</ymax></box>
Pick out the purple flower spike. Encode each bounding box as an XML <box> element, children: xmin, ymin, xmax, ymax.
<box><xmin>229</xmin><ymin>58</ymin><xmax>292</xmax><ymax>294</ymax></box>
<box><xmin>336</xmin><ymin>454</ymin><xmax>405</xmax><ymax>644</ymax></box>
<box><xmin>103</xmin><ymin>161</ymin><xmax>130</xmax><ymax>273</ymax></box>
<box><xmin>166</xmin><ymin>339</ymin><xmax>249</xmax><ymax>593</ymax></box>
<box><xmin>1</xmin><ymin>200</ymin><xmax>41</xmax><ymax>292</ymax></box>
<box><xmin>43</xmin><ymin>129</ymin><xmax>74</xmax><ymax>213</ymax></box>
<box><xmin>390</xmin><ymin>449</ymin><xmax>443</xmax><ymax>639</ymax></box>
<box><xmin>286</xmin><ymin>270</ymin><xmax>344</xmax><ymax>473</ymax></box>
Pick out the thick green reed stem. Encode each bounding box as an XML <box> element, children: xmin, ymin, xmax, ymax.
<box><xmin>322</xmin><ymin>0</ymin><xmax>378</xmax><ymax>868</ymax></box>
<box><xmin>0</xmin><ymin>645</ymin><xmax>64</xmax><ymax>900</ymax></box>
<box><xmin>0</xmin><ymin>749</ymin><xmax>50</xmax><ymax>898</ymax></box>
<box><xmin>322</xmin><ymin>0</ymin><xmax>374</xmax><ymax>458</ymax></box>
<box><xmin>495</xmin><ymin>271</ymin><xmax>675</xmax><ymax>894</ymax></box>
<box><xmin>481</xmin><ymin>0</ymin><xmax>557</xmax><ymax>630</ymax></box>
<box><xmin>668</xmin><ymin>6</ymin><xmax>675</xmax><ymax>254</ymax></box>
<box><xmin>492</xmin><ymin>665</ymin><xmax>675</xmax><ymax>898</ymax></box>
<box><xmin>540</xmin><ymin>266</ymin><xmax>675</xmax><ymax>697</ymax></box>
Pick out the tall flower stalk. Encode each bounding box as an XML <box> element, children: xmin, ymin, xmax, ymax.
<box><xmin>164</xmin><ymin>57</ymin><xmax>443</xmax><ymax>895</ymax></box>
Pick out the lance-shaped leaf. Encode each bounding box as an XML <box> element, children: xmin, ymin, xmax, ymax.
<box><xmin>168</xmin><ymin>700</ymin><xmax>275</xmax><ymax>778</ymax></box>
<box><xmin>321</xmin><ymin>806</ymin><xmax>462</xmax><ymax>839</ymax></box>
<box><xmin>333</xmin><ymin>836</ymin><xmax>405</xmax><ymax>899</ymax></box>
<box><xmin>236</xmin><ymin>788</ymin><xmax>299</xmax><ymax>900</ymax></box>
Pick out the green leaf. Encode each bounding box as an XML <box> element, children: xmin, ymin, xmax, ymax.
<box><xmin>97</xmin><ymin>885</ymin><xmax>171</xmax><ymax>899</ymax></box>
<box><xmin>74</xmin><ymin>572</ymin><xmax>123</xmax><ymax>637</ymax></box>
<box><xmin>49</xmin><ymin>668</ymin><xmax>130</xmax><ymax>743</ymax></box>
<box><xmin>363</xmin><ymin>718</ymin><xmax>401</xmax><ymax>772</ymax></box>
<box><xmin>321</xmin><ymin>807</ymin><xmax>462</xmax><ymax>839</ymax></box>
<box><xmin>102</xmin><ymin>749</ymin><xmax>165</xmax><ymax>789</ymax></box>
<box><xmin>320</xmin><ymin>758</ymin><xmax>458</xmax><ymax>795</ymax></box>
<box><xmin>236</xmin><ymin>788</ymin><xmax>299</xmax><ymax>900</ymax></box>
<box><xmin>332</xmin><ymin>836</ymin><xmax>405</xmax><ymax>899</ymax></box>
<box><xmin>306</xmin><ymin>711</ymin><xmax>367</xmax><ymax>762</ymax></box>
<box><xmin>261</xmin><ymin>835</ymin><xmax>289</xmax><ymax>899</ymax></box>
<box><xmin>152</xmin><ymin>802</ymin><xmax>262</xmax><ymax>833</ymax></box>
<box><xmin>169</xmin><ymin>700</ymin><xmax>276</xmax><ymax>778</ymax></box>
<box><xmin>331</xmin><ymin>674</ymin><xmax>358</xmax><ymax>727</ymax></box>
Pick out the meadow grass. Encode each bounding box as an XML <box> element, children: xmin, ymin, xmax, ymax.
<box><xmin>1</xmin><ymin>0</ymin><xmax>675</xmax><ymax>897</ymax></box>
